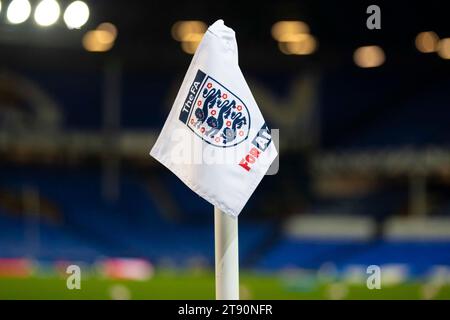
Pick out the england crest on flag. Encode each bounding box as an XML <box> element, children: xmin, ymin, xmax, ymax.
<box><xmin>151</xmin><ymin>20</ymin><xmax>277</xmax><ymax>217</ymax></box>
<box><xmin>178</xmin><ymin>70</ymin><xmax>251</xmax><ymax>148</ymax></box>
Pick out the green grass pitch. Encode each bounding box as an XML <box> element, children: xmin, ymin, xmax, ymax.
<box><xmin>0</xmin><ymin>271</ymin><xmax>449</xmax><ymax>300</ymax></box>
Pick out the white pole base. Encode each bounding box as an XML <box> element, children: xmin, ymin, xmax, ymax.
<box><xmin>214</xmin><ymin>206</ymin><xmax>239</xmax><ymax>300</ymax></box>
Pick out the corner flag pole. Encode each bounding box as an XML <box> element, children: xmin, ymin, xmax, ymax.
<box><xmin>214</xmin><ymin>206</ymin><xmax>239</xmax><ymax>300</ymax></box>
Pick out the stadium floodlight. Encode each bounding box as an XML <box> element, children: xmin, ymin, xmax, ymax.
<box><xmin>6</xmin><ymin>0</ymin><xmax>31</xmax><ymax>24</ymax></box>
<box><xmin>63</xmin><ymin>1</ymin><xmax>89</xmax><ymax>29</ymax></box>
<box><xmin>34</xmin><ymin>0</ymin><xmax>61</xmax><ymax>27</ymax></box>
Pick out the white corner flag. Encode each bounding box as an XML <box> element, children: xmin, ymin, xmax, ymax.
<box><xmin>150</xmin><ymin>19</ymin><xmax>277</xmax><ymax>300</ymax></box>
<box><xmin>150</xmin><ymin>19</ymin><xmax>277</xmax><ymax>217</ymax></box>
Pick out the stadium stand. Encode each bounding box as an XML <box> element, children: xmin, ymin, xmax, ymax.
<box><xmin>0</xmin><ymin>166</ymin><xmax>271</xmax><ymax>266</ymax></box>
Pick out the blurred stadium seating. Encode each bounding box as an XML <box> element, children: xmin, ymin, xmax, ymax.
<box><xmin>0</xmin><ymin>166</ymin><xmax>273</xmax><ymax>265</ymax></box>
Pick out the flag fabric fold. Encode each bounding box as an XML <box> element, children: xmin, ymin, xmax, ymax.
<box><xmin>150</xmin><ymin>19</ymin><xmax>277</xmax><ymax>217</ymax></box>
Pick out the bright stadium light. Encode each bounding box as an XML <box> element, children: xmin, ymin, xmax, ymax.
<box><xmin>353</xmin><ymin>45</ymin><xmax>385</xmax><ymax>68</ymax></box>
<box><xmin>97</xmin><ymin>22</ymin><xmax>118</xmax><ymax>42</ymax></box>
<box><xmin>437</xmin><ymin>38</ymin><xmax>450</xmax><ymax>59</ymax></box>
<box><xmin>82</xmin><ymin>30</ymin><xmax>114</xmax><ymax>52</ymax></box>
<box><xmin>278</xmin><ymin>33</ymin><xmax>317</xmax><ymax>55</ymax></box>
<box><xmin>0</xmin><ymin>1</ymin><xmax>2</xmax><ymax>15</ymax></box>
<box><xmin>415</xmin><ymin>31</ymin><xmax>439</xmax><ymax>53</ymax></box>
<box><xmin>64</xmin><ymin>1</ymin><xmax>89</xmax><ymax>29</ymax></box>
<box><xmin>171</xmin><ymin>20</ymin><xmax>207</xmax><ymax>42</ymax></box>
<box><xmin>271</xmin><ymin>21</ymin><xmax>310</xmax><ymax>41</ymax></box>
<box><xmin>34</xmin><ymin>0</ymin><xmax>61</xmax><ymax>27</ymax></box>
<box><xmin>6</xmin><ymin>0</ymin><xmax>31</xmax><ymax>24</ymax></box>
<box><xmin>180</xmin><ymin>33</ymin><xmax>204</xmax><ymax>54</ymax></box>
<box><xmin>171</xmin><ymin>21</ymin><xmax>207</xmax><ymax>55</ymax></box>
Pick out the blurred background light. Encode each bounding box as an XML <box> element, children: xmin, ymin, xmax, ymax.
<box><xmin>0</xmin><ymin>1</ymin><xmax>2</xmax><ymax>15</ymax></box>
<box><xmin>271</xmin><ymin>20</ymin><xmax>310</xmax><ymax>41</ymax></box>
<box><xmin>34</xmin><ymin>0</ymin><xmax>61</xmax><ymax>27</ymax></box>
<box><xmin>353</xmin><ymin>45</ymin><xmax>385</xmax><ymax>68</ymax></box>
<box><xmin>82</xmin><ymin>23</ymin><xmax>117</xmax><ymax>52</ymax></box>
<box><xmin>6</xmin><ymin>0</ymin><xmax>31</xmax><ymax>24</ymax></box>
<box><xmin>437</xmin><ymin>38</ymin><xmax>450</xmax><ymax>59</ymax></box>
<box><xmin>171</xmin><ymin>21</ymin><xmax>206</xmax><ymax>54</ymax></box>
<box><xmin>415</xmin><ymin>31</ymin><xmax>439</xmax><ymax>53</ymax></box>
<box><xmin>97</xmin><ymin>22</ymin><xmax>118</xmax><ymax>41</ymax></box>
<box><xmin>171</xmin><ymin>20</ymin><xmax>206</xmax><ymax>42</ymax></box>
<box><xmin>180</xmin><ymin>32</ymin><xmax>204</xmax><ymax>54</ymax></box>
<box><xmin>82</xmin><ymin>30</ymin><xmax>114</xmax><ymax>52</ymax></box>
<box><xmin>272</xmin><ymin>20</ymin><xmax>316</xmax><ymax>56</ymax></box>
<box><xmin>278</xmin><ymin>34</ymin><xmax>317</xmax><ymax>55</ymax></box>
<box><xmin>64</xmin><ymin>1</ymin><xmax>89</xmax><ymax>29</ymax></box>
